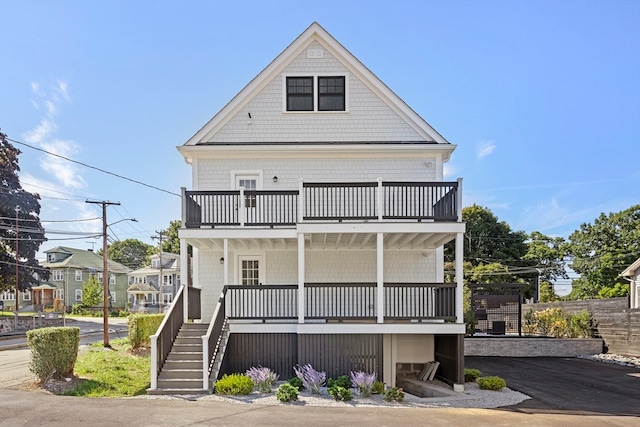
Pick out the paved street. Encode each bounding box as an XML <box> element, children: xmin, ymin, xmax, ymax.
<box><xmin>0</xmin><ymin>316</ymin><xmax>128</xmax><ymax>387</ymax></box>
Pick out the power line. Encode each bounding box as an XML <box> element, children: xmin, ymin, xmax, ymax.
<box><xmin>9</xmin><ymin>137</ymin><xmax>180</xmax><ymax>197</ymax></box>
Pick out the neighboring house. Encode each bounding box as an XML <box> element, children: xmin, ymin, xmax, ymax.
<box><xmin>127</xmin><ymin>252</ymin><xmax>185</xmax><ymax>310</ymax></box>
<box><xmin>0</xmin><ymin>288</ymin><xmax>33</xmax><ymax>312</ymax></box>
<box><xmin>621</xmin><ymin>257</ymin><xmax>640</xmax><ymax>309</ymax></box>
<box><xmin>150</xmin><ymin>22</ymin><xmax>465</xmax><ymax>395</ymax></box>
<box><xmin>41</xmin><ymin>246</ymin><xmax>131</xmax><ymax>310</ymax></box>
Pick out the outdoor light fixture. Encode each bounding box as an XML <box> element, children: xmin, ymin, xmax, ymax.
<box><xmin>273</xmin><ymin>176</ymin><xmax>278</xmax><ymax>183</ymax></box>
<box><xmin>220</xmin><ymin>257</ymin><xmax>224</xmax><ymax>264</ymax></box>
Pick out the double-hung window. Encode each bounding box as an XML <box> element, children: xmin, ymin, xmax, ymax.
<box><xmin>52</xmin><ymin>270</ymin><xmax>64</xmax><ymax>281</ymax></box>
<box><xmin>286</xmin><ymin>76</ymin><xmax>346</xmax><ymax>112</ymax></box>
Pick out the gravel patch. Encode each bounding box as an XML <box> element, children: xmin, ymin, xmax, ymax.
<box><xmin>131</xmin><ymin>382</ymin><xmax>530</xmax><ymax>409</ymax></box>
<box><xmin>578</xmin><ymin>353</ymin><xmax>640</xmax><ymax>368</ymax></box>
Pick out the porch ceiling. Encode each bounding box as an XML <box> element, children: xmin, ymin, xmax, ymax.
<box><xmin>186</xmin><ymin>231</ymin><xmax>457</xmax><ymax>251</ymax></box>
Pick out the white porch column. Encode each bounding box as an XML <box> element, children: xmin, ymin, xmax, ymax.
<box><xmin>298</xmin><ymin>233</ymin><xmax>305</xmax><ymax>324</ymax></box>
<box><xmin>298</xmin><ymin>178</ymin><xmax>304</xmax><ymax>223</ymax></box>
<box><xmin>377</xmin><ymin>177</ymin><xmax>383</xmax><ymax>221</ymax></box>
<box><xmin>223</xmin><ymin>238</ymin><xmax>229</xmax><ymax>286</ymax></box>
<box><xmin>455</xmin><ymin>232</ymin><xmax>464</xmax><ymax>323</ymax></box>
<box><xmin>239</xmin><ymin>187</ymin><xmax>246</xmax><ymax>226</ymax></box>
<box><xmin>377</xmin><ymin>232</ymin><xmax>384</xmax><ymax>323</ymax></box>
<box><xmin>181</xmin><ymin>238</ymin><xmax>189</xmax><ymax>323</ymax></box>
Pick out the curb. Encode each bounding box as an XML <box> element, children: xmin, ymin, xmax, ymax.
<box><xmin>0</xmin><ymin>328</ymin><xmax>128</xmax><ymax>352</ymax></box>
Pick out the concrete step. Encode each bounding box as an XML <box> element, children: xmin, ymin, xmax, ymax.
<box><xmin>147</xmin><ymin>387</ymin><xmax>210</xmax><ymax>396</ymax></box>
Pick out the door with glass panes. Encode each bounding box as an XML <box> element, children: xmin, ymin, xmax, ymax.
<box><xmin>238</xmin><ymin>255</ymin><xmax>264</xmax><ymax>317</ymax></box>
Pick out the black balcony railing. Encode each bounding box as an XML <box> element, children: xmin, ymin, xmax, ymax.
<box><xmin>184</xmin><ymin>181</ymin><xmax>459</xmax><ymax>228</ymax></box>
<box><xmin>224</xmin><ymin>283</ymin><xmax>456</xmax><ymax>322</ymax></box>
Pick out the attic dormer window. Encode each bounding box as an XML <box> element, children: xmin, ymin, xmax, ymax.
<box><xmin>285</xmin><ymin>75</ymin><xmax>346</xmax><ymax>112</ymax></box>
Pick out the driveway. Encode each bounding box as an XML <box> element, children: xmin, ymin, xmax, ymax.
<box><xmin>465</xmin><ymin>356</ymin><xmax>640</xmax><ymax>417</ymax></box>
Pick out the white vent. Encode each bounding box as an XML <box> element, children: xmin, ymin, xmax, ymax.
<box><xmin>307</xmin><ymin>49</ymin><xmax>323</xmax><ymax>59</ymax></box>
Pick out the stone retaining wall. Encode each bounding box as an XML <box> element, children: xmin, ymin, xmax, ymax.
<box><xmin>464</xmin><ymin>337</ymin><xmax>604</xmax><ymax>357</ymax></box>
<box><xmin>522</xmin><ymin>298</ymin><xmax>640</xmax><ymax>357</ymax></box>
<box><xmin>0</xmin><ymin>315</ymin><xmax>63</xmax><ymax>334</ymax></box>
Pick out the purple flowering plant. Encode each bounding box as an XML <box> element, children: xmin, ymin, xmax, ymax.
<box><xmin>246</xmin><ymin>366</ymin><xmax>279</xmax><ymax>393</ymax></box>
<box><xmin>293</xmin><ymin>364</ymin><xmax>326</xmax><ymax>394</ymax></box>
<box><xmin>350</xmin><ymin>371</ymin><xmax>376</xmax><ymax>397</ymax></box>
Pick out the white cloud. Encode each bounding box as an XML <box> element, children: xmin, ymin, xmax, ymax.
<box><xmin>477</xmin><ymin>140</ymin><xmax>496</xmax><ymax>160</ymax></box>
<box><xmin>39</xmin><ymin>139</ymin><xmax>86</xmax><ymax>189</ymax></box>
<box><xmin>22</xmin><ymin>80</ymin><xmax>86</xmax><ymax>189</ymax></box>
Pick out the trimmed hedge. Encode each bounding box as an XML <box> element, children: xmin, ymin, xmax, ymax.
<box><xmin>26</xmin><ymin>326</ymin><xmax>80</xmax><ymax>383</ymax></box>
<box><xmin>128</xmin><ymin>314</ymin><xmax>164</xmax><ymax>349</ymax></box>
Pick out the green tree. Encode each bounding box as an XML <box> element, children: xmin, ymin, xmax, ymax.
<box><xmin>162</xmin><ymin>220</ymin><xmax>192</xmax><ymax>256</ymax></box>
<box><xmin>0</xmin><ymin>132</ymin><xmax>48</xmax><ymax>291</ymax></box>
<box><xmin>524</xmin><ymin>231</ymin><xmax>568</xmax><ymax>282</ymax></box>
<box><xmin>447</xmin><ymin>204</ymin><xmax>529</xmax><ymax>266</ymax></box>
<box><xmin>103</xmin><ymin>239</ymin><xmax>155</xmax><ymax>270</ymax></box>
<box><xmin>538</xmin><ymin>281</ymin><xmax>559</xmax><ymax>302</ymax></box>
<box><xmin>81</xmin><ymin>275</ymin><xmax>103</xmax><ymax>307</ymax></box>
<box><xmin>567</xmin><ymin>205</ymin><xmax>640</xmax><ymax>299</ymax></box>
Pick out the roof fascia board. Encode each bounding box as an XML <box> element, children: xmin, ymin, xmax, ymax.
<box><xmin>178</xmin><ymin>143</ymin><xmax>455</xmax><ymax>161</ymax></box>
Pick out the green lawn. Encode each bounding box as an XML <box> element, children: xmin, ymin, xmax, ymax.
<box><xmin>62</xmin><ymin>338</ymin><xmax>150</xmax><ymax>397</ymax></box>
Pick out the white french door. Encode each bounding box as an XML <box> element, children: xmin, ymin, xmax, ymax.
<box><xmin>238</xmin><ymin>256</ymin><xmax>263</xmax><ymax>286</ymax></box>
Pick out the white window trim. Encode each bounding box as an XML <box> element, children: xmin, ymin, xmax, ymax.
<box><xmin>282</xmin><ymin>73</ymin><xmax>349</xmax><ymax>113</ymax></box>
<box><xmin>110</xmin><ymin>291</ymin><xmax>116</xmax><ymax>303</ymax></box>
<box><xmin>109</xmin><ymin>274</ymin><xmax>116</xmax><ymax>285</ymax></box>
<box><xmin>236</xmin><ymin>253</ymin><xmax>265</xmax><ymax>286</ymax></box>
<box><xmin>162</xmin><ymin>293</ymin><xmax>173</xmax><ymax>304</ymax></box>
<box><xmin>22</xmin><ymin>290</ymin><xmax>31</xmax><ymax>301</ymax></box>
<box><xmin>75</xmin><ymin>289</ymin><xmax>82</xmax><ymax>301</ymax></box>
<box><xmin>52</xmin><ymin>270</ymin><xmax>64</xmax><ymax>281</ymax></box>
<box><xmin>75</xmin><ymin>270</ymin><xmax>82</xmax><ymax>281</ymax></box>
<box><xmin>230</xmin><ymin>170</ymin><xmax>263</xmax><ymax>190</ymax></box>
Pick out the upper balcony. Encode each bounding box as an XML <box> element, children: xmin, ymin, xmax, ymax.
<box><xmin>183</xmin><ymin>179</ymin><xmax>461</xmax><ymax>228</ymax></box>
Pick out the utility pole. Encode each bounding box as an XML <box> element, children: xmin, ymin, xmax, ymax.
<box><xmin>151</xmin><ymin>230</ymin><xmax>166</xmax><ymax>314</ymax></box>
<box><xmin>14</xmin><ymin>207</ymin><xmax>19</xmax><ymax>313</ymax></box>
<box><xmin>86</xmin><ymin>200</ymin><xmax>120</xmax><ymax>347</ymax></box>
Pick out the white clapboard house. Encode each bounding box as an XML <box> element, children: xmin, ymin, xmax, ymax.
<box><xmin>149</xmin><ymin>22</ymin><xmax>466</xmax><ymax>395</ymax></box>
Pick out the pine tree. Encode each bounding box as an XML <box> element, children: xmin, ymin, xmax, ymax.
<box><xmin>0</xmin><ymin>131</ymin><xmax>48</xmax><ymax>291</ymax></box>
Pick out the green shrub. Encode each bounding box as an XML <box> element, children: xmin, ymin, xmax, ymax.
<box><xmin>328</xmin><ymin>385</ymin><xmax>353</xmax><ymax>402</ymax></box>
<box><xmin>276</xmin><ymin>383</ymin><xmax>299</xmax><ymax>402</ymax></box>
<box><xmin>215</xmin><ymin>373</ymin><xmax>254</xmax><ymax>395</ymax></box>
<box><xmin>372</xmin><ymin>380</ymin><xmax>385</xmax><ymax>394</ymax></box>
<box><xmin>327</xmin><ymin>374</ymin><xmax>351</xmax><ymax>389</ymax></box>
<box><xmin>127</xmin><ymin>314</ymin><xmax>164</xmax><ymax>349</ymax></box>
<box><xmin>464</xmin><ymin>368</ymin><xmax>482</xmax><ymax>382</ymax></box>
<box><xmin>287</xmin><ymin>376</ymin><xmax>304</xmax><ymax>390</ymax></box>
<box><xmin>383</xmin><ymin>386</ymin><xmax>405</xmax><ymax>402</ymax></box>
<box><xmin>523</xmin><ymin>308</ymin><xmax>593</xmax><ymax>338</ymax></box>
<box><xmin>476</xmin><ymin>376</ymin><xmax>506</xmax><ymax>391</ymax></box>
<box><xmin>27</xmin><ymin>327</ymin><xmax>80</xmax><ymax>383</ymax></box>
<box><xmin>70</xmin><ymin>304</ymin><xmax>85</xmax><ymax>315</ymax></box>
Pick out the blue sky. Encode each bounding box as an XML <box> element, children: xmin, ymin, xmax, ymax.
<box><xmin>1</xmin><ymin>0</ymin><xmax>639</xmax><ymax>267</ymax></box>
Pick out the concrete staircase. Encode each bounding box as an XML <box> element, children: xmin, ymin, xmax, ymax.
<box><xmin>148</xmin><ymin>323</ymin><xmax>210</xmax><ymax>395</ymax></box>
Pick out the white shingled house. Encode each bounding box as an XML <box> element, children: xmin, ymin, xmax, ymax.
<box><xmin>149</xmin><ymin>22</ymin><xmax>466</xmax><ymax>395</ymax></box>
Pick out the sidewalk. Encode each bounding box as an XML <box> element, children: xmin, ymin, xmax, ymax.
<box><xmin>0</xmin><ymin>316</ymin><xmax>129</xmax><ymax>351</ymax></box>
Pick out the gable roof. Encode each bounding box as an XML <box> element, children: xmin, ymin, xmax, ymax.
<box><xmin>43</xmin><ymin>246</ymin><xmax>131</xmax><ymax>274</ymax></box>
<box><xmin>184</xmin><ymin>22</ymin><xmax>450</xmax><ymax>147</ymax></box>
<box><xmin>621</xmin><ymin>257</ymin><xmax>640</xmax><ymax>277</ymax></box>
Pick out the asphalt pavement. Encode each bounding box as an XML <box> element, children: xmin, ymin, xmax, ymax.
<box><xmin>465</xmin><ymin>356</ymin><xmax>640</xmax><ymax>417</ymax></box>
